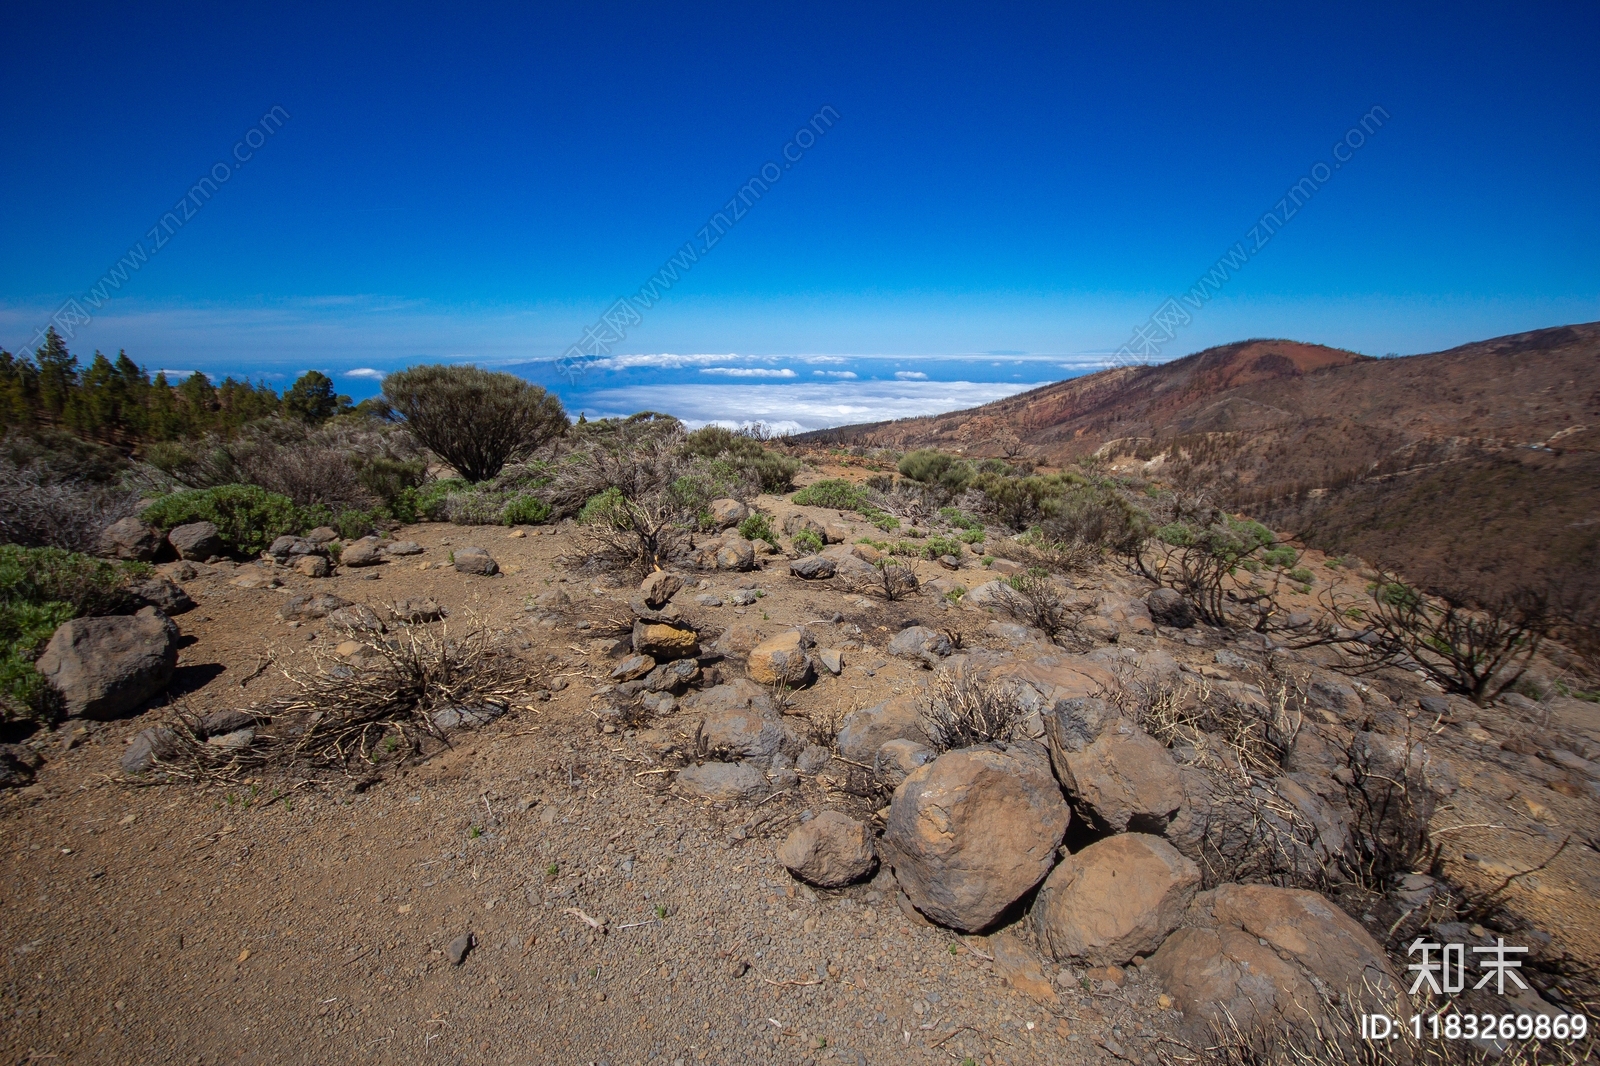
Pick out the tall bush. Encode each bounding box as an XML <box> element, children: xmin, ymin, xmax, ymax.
<box><xmin>383</xmin><ymin>365</ymin><xmax>567</xmax><ymax>483</ymax></box>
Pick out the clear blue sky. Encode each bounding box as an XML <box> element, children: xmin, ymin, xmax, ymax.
<box><xmin>2</xmin><ymin>2</ymin><xmax>1597</xmax><ymax>427</ymax></box>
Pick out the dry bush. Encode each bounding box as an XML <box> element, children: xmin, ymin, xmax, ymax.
<box><xmin>985</xmin><ymin>533</ymin><xmax>1096</xmax><ymax>574</ymax></box>
<box><xmin>993</xmin><ymin>567</ymin><xmax>1089</xmax><ymax>643</ymax></box>
<box><xmin>918</xmin><ymin>667</ymin><xmax>1026</xmax><ymax>752</ymax></box>
<box><xmin>1342</xmin><ymin>722</ymin><xmax>1437</xmax><ymax>894</ymax></box>
<box><xmin>151</xmin><ymin>619</ymin><xmax>536</xmax><ymax>780</ymax></box>
<box><xmin>0</xmin><ymin>458</ymin><xmax>139</xmax><ymax>551</ymax></box>
<box><xmin>856</xmin><ymin>557</ymin><xmax>919</xmax><ymax>601</ymax></box>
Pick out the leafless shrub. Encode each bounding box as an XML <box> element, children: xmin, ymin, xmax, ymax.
<box><xmin>857</xmin><ymin>557</ymin><xmax>919</xmax><ymax>601</ymax></box>
<box><xmin>993</xmin><ymin>567</ymin><xmax>1087</xmax><ymax>643</ymax></box>
<box><xmin>0</xmin><ymin>457</ymin><xmax>139</xmax><ymax>551</ymax></box>
<box><xmin>151</xmin><ymin>619</ymin><xmax>536</xmax><ymax>780</ymax></box>
<box><xmin>1342</xmin><ymin>722</ymin><xmax>1437</xmax><ymax>894</ymax></box>
<box><xmin>985</xmin><ymin>533</ymin><xmax>1096</xmax><ymax>574</ymax></box>
<box><xmin>918</xmin><ymin>667</ymin><xmax>1026</xmax><ymax>753</ymax></box>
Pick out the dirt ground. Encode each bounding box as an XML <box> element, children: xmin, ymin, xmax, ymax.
<box><xmin>4</xmin><ymin>494</ymin><xmax>1599</xmax><ymax>1065</ymax></box>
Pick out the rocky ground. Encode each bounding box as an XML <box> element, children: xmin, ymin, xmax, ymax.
<box><xmin>4</xmin><ymin>484</ymin><xmax>1600</xmax><ymax>1065</ymax></box>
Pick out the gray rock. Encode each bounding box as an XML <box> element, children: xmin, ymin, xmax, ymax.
<box><xmin>887</xmin><ymin>625</ymin><xmax>952</xmax><ymax>663</ymax></box>
<box><xmin>279</xmin><ymin>592</ymin><xmax>352</xmax><ymax>621</ymax></box>
<box><xmin>681</xmin><ymin>680</ymin><xmax>774</xmax><ymax>717</ymax></box>
<box><xmin>35</xmin><ymin>607</ymin><xmax>179</xmax><ymax>720</ymax></box>
<box><xmin>120</xmin><ymin>725</ymin><xmax>181</xmax><ymax>774</ymax></box>
<box><xmin>305</xmin><ymin>526</ymin><xmax>339</xmax><ymax>544</ymax></box>
<box><xmin>610</xmin><ymin>654</ymin><xmax>656</xmax><ymax>682</ymax></box>
<box><xmin>168</xmin><ymin>521</ymin><xmax>223</xmax><ymax>561</ymax></box>
<box><xmin>205</xmin><ymin>727</ymin><xmax>255</xmax><ymax>750</ymax></box>
<box><xmin>836</xmin><ymin>695</ymin><xmax>927</xmax><ymax>762</ymax></box>
<box><xmin>199</xmin><ymin>709</ymin><xmax>256</xmax><ymax>737</ymax></box>
<box><xmin>99</xmin><ymin>517</ymin><xmax>164</xmax><ymax>561</ymax></box>
<box><xmin>694</xmin><ymin>594</ymin><xmax>723</xmax><ymax>607</ymax></box>
<box><xmin>385</xmin><ymin>540</ymin><xmax>424</xmax><ymax>556</ymax></box>
<box><xmin>645</xmin><ymin>658</ymin><xmax>700</xmax><ymax>693</ymax></box>
<box><xmin>789</xmin><ymin>556</ymin><xmax>836</xmax><ymax>580</ymax></box>
<box><xmin>326</xmin><ymin>604</ymin><xmax>387</xmax><ymax>633</ymax></box>
<box><xmin>446</xmin><ymin>932</ymin><xmax>475</xmax><ymax>965</ymax></box>
<box><xmin>675</xmin><ymin>761</ymin><xmax>770</xmax><ymax>802</ymax></box>
<box><xmin>452</xmin><ymin>546</ymin><xmax>499</xmax><ymax>576</ymax></box>
<box><xmin>783</xmin><ymin>512</ymin><xmax>828</xmax><ymax>541</ymax></box>
<box><xmin>797</xmin><ymin>744</ymin><xmax>832</xmax><ymax>773</ymax></box>
<box><xmin>340</xmin><ymin>538</ymin><xmax>387</xmax><ymax>567</ymax></box>
<box><xmin>728</xmin><ymin>589</ymin><xmax>758</xmax><ymax>607</ymax></box>
<box><xmin>816</xmin><ymin>647</ymin><xmax>844</xmax><ymax>675</ymax></box>
<box><xmin>699</xmin><ymin>710</ymin><xmax>795</xmax><ymax>767</ymax></box>
<box><xmin>129</xmin><ymin>577</ymin><xmax>195</xmax><ymax>615</ymax></box>
<box><xmin>390</xmin><ymin>597</ymin><xmax>446</xmax><ymax>624</ymax></box>
<box><xmin>1145</xmin><ymin>588</ymin><xmax>1196</xmax><ymax>628</ymax></box>
<box><xmin>265</xmin><ymin>535</ymin><xmax>325</xmax><ymax>562</ymax></box>
<box><xmin>778</xmin><ymin>811</ymin><xmax>875</xmax><ymax>887</ymax></box>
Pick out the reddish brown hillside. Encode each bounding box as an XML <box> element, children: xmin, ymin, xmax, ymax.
<box><xmin>804</xmin><ymin>322</ymin><xmax>1600</xmax><ymax>598</ymax></box>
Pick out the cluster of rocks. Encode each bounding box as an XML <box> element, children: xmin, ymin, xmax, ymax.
<box><xmin>756</xmin><ymin>647</ymin><xmax>1416</xmax><ymax>1046</ymax></box>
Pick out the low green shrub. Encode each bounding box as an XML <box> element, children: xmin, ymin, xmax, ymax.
<box><xmin>923</xmin><ymin>535</ymin><xmax>963</xmax><ymax>558</ymax></box>
<box><xmin>791</xmin><ymin>479</ymin><xmax>869</xmax><ymax>510</ymax></box>
<box><xmin>738</xmin><ymin>512</ymin><xmax>777</xmax><ymax>547</ymax></box>
<box><xmin>960</xmin><ymin>528</ymin><xmax>986</xmax><ymax>545</ymax></box>
<box><xmin>792</xmin><ymin>529</ymin><xmax>823</xmax><ymax>554</ymax></box>
<box><xmin>141</xmin><ymin>484</ymin><xmax>303</xmax><ymax>556</ymax></box>
<box><xmin>502</xmin><ymin>494</ymin><xmax>552</xmax><ymax>525</ymax></box>
<box><xmin>680</xmin><ymin>427</ymin><xmax>800</xmax><ymax>493</ymax></box>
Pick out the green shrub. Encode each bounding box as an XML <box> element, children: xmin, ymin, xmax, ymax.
<box><xmin>960</xmin><ymin>528</ymin><xmax>986</xmax><ymax>545</ymax></box>
<box><xmin>334</xmin><ymin>509</ymin><xmax>375</xmax><ymax>541</ymax></box>
<box><xmin>897</xmin><ymin>449</ymin><xmax>972</xmax><ymax>498</ymax></box>
<box><xmin>792</xmin><ymin>479</ymin><xmax>870</xmax><ymax>510</ymax></box>
<box><xmin>738</xmin><ymin>512</ymin><xmax>778</xmax><ymax>547</ymax></box>
<box><xmin>357</xmin><ymin>455</ymin><xmax>427</xmax><ymax>504</ymax></box>
<box><xmin>1288</xmin><ymin>567</ymin><xmax>1314</xmax><ymax>585</ymax></box>
<box><xmin>413</xmin><ymin>478</ymin><xmax>466</xmax><ymax>521</ymax></box>
<box><xmin>578</xmin><ymin>487</ymin><xmax>628</xmax><ymax>529</ymax></box>
<box><xmin>792</xmin><ymin>529</ymin><xmax>823</xmax><ymax>555</ymax></box>
<box><xmin>680</xmin><ymin>427</ymin><xmax>800</xmax><ymax>494</ymax></box>
<box><xmin>141</xmin><ymin>484</ymin><xmax>303</xmax><ymax>556</ymax></box>
<box><xmin>938</xmin><ymin>507</ymin><xmax>983</xmax><ymax>531</ymax></box>
<box><xmin>923</xmin><ymin>535</ymin><xmax>962</xmax><ymax>559</ymax></box>
<box><xmin>502</xmin><ymin>494</ymin><xmax>552</xmax><ymax>525</ymax></box>
<box><xmin>383</xmin><ymin>364</ymin><xmax>567</xmax><ymax>483</ymax></box>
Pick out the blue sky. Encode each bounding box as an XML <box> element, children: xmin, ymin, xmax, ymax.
<box><xmin>3</xmin><ymin>2</ymin><xmax>1597</xmax><ymax>429</ymax></box>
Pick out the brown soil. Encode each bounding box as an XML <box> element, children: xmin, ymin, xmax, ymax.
<box><xmin>5</xmin><ymin>496</ymin><xmax>1600</xmax><ymax>1064</ymax></box>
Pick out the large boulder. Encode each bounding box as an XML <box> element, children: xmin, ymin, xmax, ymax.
<box><xmin>836</xmin><ymin>694</ymin><xmax>926</xmax><ymax>762</ymax></box>
<box><xmin>1146</xmin><ymin>883</ymin><xmax>1408</xmax><ymax>1048</ymax></box>
<box><xmin>451</xmin><ymin>546</ymin><xmax>498</xmax><ymax>575</ymax></box>
<box><xmin>783</xmin><ymin>512</ymin><xmax>827</xmax><ymax>541</ymax></box>
<box><xmin>99</xmin><ymin>517</ymin><xmax>164</xmax><ymax>561</ymax></box>
<box><xmin>1033</xmin><ymin>834</ymin><xmax>1199</xmax><ymax>966</ymax></box>
<box><xmin>708</xmin><ymin>499</ymin><xmax>749</xmax><ymax>529</ymax></box>
<box><xmin>1145</xmin><ymin>588</ymin><xmax>1196</xmax><ymax>629</ymax></box>
<box><xmin>883</xmin><ymin>743</ymin><xmax>1071</xmax><ymax>931</ymax></box>
<box><xmin>675</xmin><ymin>761</ymin><xmax>769</xmax><ymax>802</ymax></box>
<box><xmin>167</xmin><ymin>521</ymin><xmax>223</xmax><ymax>561</ymax></box>
<box><xmin>633</xmin><ymin>620</ymin><xmax>699</xmax><ymax>659</ymax></box>
<box><xmin>873</xmin><ymin>738</ymin><xmax>935</xmax><ymax>789</ymax></box>
<box><xmin>35</xmin><ymin>607</ymin><xmax>180</xmax><ymax>720</ymax></box>
<box><xmin>712</xmin><ymin>537</ymin><xmax>756</xmax><ymax>571</ymax></box>
<box><xmin>778</xmin><ymin>811</ymin><xmax>875</xmax><ymax>887</ymax></box>
<box><xmin>746</xmin><ymin>629</ymin><xmax>813</xmax><ymax>687</ymax></box>
<box><xmin>998</xmin><ymin>654</ymin><xmax>1117</xmax><ymax>715</ymax></box>
<box><xmin>1053</xmin><ymin>724</ymin><xmax>1186</xmax><ymax>835</ymax></box>
<box><xmin>681</xmin><ymin>679</ymin><xmax>773</xmax><ymax>716</ymax></box>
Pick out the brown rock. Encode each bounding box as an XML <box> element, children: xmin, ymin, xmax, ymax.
<box><xmin>989</xmin><ymin>932</ymin><xmax>1059</xmax><ymax>1004</ymax></box>
<box><xmin>279</xmin><ymin>592</ymin><xmax>351</xmax><ymax>621</ymax></box>
<box><xmin>746</xmin><ymin>629</ymin><xmax>814</xmax><ymax>687</ymax></box>
<box><xmin>167</xmin><ymin>521</ymin><xmax>223</xmax><ymax>561</ymax></box>
<box><xmin>293</xmin><ymin>554</ymin><xmax>330</xmax><ymax>578</ymax></box>
<box><xmin>715</xmin><ymin>537</ymin><xmax>756</xmax><ymax>571</ymax></box>
<box><xmin>451</xmin><ymin>546</ymin><xmax>498</xmax><ymax>575</ymax></box>
<box><xmin>390</xmin><ymin>597</ymin><xmax>446</xmax><ymax>623</ymax></box>
<box><xmin>675</xmin><ymin>761</ymin><xmax>769</xmax><ymax>802</ymax></box>
<box><xmin>783</xmin><ymin>512</ymin><xmax>827</xmax><ymax>541</ymax></box>
<box><xmin>883</xmin><ymin>743</ymin><xmax>1070</xmax><ymax>931</ymax></box>
<box><xmin>708</xmin><ymin>498</ymin><xmax>749</xmax><ymax>529</ymax></box>
<box><xmin>610</xmin><ymin>654</ymin><xmax>657</xmax><ymax>682</ymax></box>
<box><xmin>873</xmin><ymin>738</ymin><xmax>935</xmax><ymax>790</ymax></box>
<box><xmin>1146</xmin><ymin>883</ymin><xmax>1408</xmax><ymax>1048</ymax></box>
<box><xmin>1053</xmin><ymin>726</ymin><xmax>1185</xmax><ymax>835</ymax></box>
<box><xmin>340</xmin><ymin>538</ymin><xmax>387</xmax><ymax>567</ymax></box>
<box><xmin>639</xmin><ymin>571</ymin><xmax>683</xmax><ymax>609</ymax></box>
<box><xmin>326</xmin><ymin>604</ymin><xmax>387</xmax><ymax>632</ymax></box>
<box><xmin>1033</xmin><ymin>833</ymin><xmax>1199</xmax><ymax>966</ymax></box>
<box><xmin>777</xmin><ymin>811</ymin><xmax>875</xmax><ymax>887</ymax></box>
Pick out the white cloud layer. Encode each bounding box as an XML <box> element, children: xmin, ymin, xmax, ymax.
<box><xmin>345</xmin><ymin>367</ymin><xmax>385</xmax><ymax>379</ymax></box>
<box><xmin>895</xmin><ymin>370</ymin><xmax>928</xmax><ymax>380</ymax></box>
<box><xmin>697</xmin><ymin>367</ymin><xmax>796</xmax><ymax>378</ymax></box>
<box><xmin>569</xmin><ymin>380</ymin><xmax>1034</xmax><ymax>431</ymax></box>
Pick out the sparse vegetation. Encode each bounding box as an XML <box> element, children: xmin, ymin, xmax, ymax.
<box><xmin>791</xmin><ymin>529</ymin><xmax>822</xmax><ymax>554</ymax></box>
<box><xmin>141</xmin><ymin>484</ymin><xmax>304</xmax><ymax>556</ymax></box>
<box><xmin>995</xmin><ymin>567</ymin><xmax>1083</xmax><ymax>642</ymax></box>
<box><xmin>737</xmin><ymin>512</ymin><xmax>778</xmax><ymax>547</ymax></box>
<box><xmin>918</xmin><ymin>666</ymin><xmax>1025</xmax><ymax>752</ymax></box>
